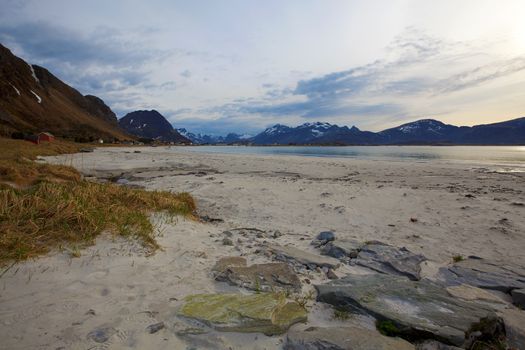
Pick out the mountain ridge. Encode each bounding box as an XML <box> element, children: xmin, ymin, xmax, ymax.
<box><xmin>0</xmin><ymin>43</ymin><xmax>129</xmax><ymax>141</ymax></box>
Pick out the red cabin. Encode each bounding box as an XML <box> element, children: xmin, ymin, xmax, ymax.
<box><xmin>38</xmin><ymin>132</ymin><xmax>55</xmax><ymax>143</ymax></box>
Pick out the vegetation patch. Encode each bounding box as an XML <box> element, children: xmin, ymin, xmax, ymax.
<box><xmin>376</xmin><ymin>320</ymin><xmax>403</xmax><ymax>337</ymax></box>
<box><xmin>453</xmin><ymin>255</ymin><xmax>464</xmax><ymax>263</ymax></box>
<box><xmin>0</xmin><ymin>137</ymin><xmax>195</xmax><ymax>265</ymax></box>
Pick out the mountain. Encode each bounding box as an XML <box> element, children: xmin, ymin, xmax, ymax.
<box><xmin>177</xmin><ymin>128</ymin><xmax>251</xmax><ymax>144</ymax></box>
<box><xmin>378</xmin><ymin>119</ymin><xmax>462</xmax><ymax>144</ymax></box>
<box><xmin>0</xmin><ymin>43</ymin><xmax>128</xmax><ymax>141</ymax></box>
<box><xmin>250</xmin><ymin>118</ymin><xmax>525</xmax><ymax>145</ymax></box>
<box><xmin>119</xmin><ymin>110</ymin><xmax>190</xmax><ymax>143</ymax></box>
<box><xmin>251</xmin><ymin>122</ymin><xmax>381</xmax><ymax>145</ymax></box>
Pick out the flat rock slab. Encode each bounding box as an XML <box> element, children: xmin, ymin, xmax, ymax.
<box><xmin>437</xmin><ymin>257</ymin><xmax>525</xmax><ymax>293</ymax></box>
<box><xmin>268</xmin><ymin>244</ymin><xmax>340</xmax><ymax>269</ymax></box>
<box><xmin>212</xmin><ymin>257</ymin><xmax>302</xmax><ymax>292</ymax></box>
<box><xmin>315</xmin><ymin>273</ymin><xmax>496</xmax><ymax>346</ymax></box>
<box><xmin>177</xmin><ymin>293</ymin><xmax>307</xmax><ymax>335</ymax></box>
<box><xmin>284</xmin><ymin>325</ymin><xmax>414</xmax><ymax>350</ymax></box>
<box><xmin>320</xmin><ymin>239</ymin><xmax>363</xmax><ymax>259</ymax></box>
<box><xmin>354</xmin><ymin>243</ymin><xmax>426</xmax><ymax>281</ymax></box>
<box><xmin>446</xmin><ymin>284</ymin><xmax>508</xmax><ymax>309</ymax></box>
<box><xmin>499</xmin><ymin>308</ymin><xmax>525</xmax><ymax>350</ymax></box>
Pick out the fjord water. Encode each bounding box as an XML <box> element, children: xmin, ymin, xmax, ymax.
<box><xmin>182</xmin><ymin>145</ymin><xmax>525</xmax><ymax>167</ymax></box>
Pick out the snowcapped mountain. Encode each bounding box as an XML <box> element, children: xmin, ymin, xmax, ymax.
<box><xmin>379</xmin><ymin>119</ymin><xmax>462</xmax><ymax>144</ymax></box>
<box><xmin>177</xmin><ymin>129</ymin><xmax>252</xmax><ymax>144</ymax></box>
<box><xmin>251</xmin><ymin>122</ymin><xmax>381</xmax><ymax>145</ymax></box>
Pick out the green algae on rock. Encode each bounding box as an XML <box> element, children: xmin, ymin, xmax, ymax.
<box><xmin>177</xmin><ymin>293</ymin><xmax>307</xmax><ymax>335</ymax></box>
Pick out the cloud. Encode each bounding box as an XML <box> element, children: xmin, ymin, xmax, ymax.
<box><xmin>198</xmin><ymin>28</ymin><xmax>525</xmax><ymax>133</ymax></box>
<box><xmin>0</xmin><ymin>20</ymin><xmax>176</xmax><ymax>105</ymax></box>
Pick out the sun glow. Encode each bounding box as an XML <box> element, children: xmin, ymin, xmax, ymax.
<box><xmin>511</xmin><ymin>14</ymin><xmax>525</xmax><ymax>51</ymax></box>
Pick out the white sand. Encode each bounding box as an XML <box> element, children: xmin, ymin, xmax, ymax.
<box><xmin>1</xmin><ymin>146</ymin><xmax>524</xmax><ymax>349</ymax></box>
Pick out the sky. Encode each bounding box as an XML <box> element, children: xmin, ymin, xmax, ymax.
<box><xmin>1</xmin><ymin>0</ymin><xmax>525</xmax><ymax>135</ymax></box>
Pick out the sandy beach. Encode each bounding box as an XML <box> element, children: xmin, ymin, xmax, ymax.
<box><xmin>1</xmin><ymin>146</ymin><xmax>524</xmax><ymax>349</ymax></box>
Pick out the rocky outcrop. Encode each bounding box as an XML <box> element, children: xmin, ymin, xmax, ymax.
<box><xmin>284</xmin><ymin>325</ymin><xmax>415</xmax><ymax>350</ymax></box>
<box><xmin>315</xmin><ymin>273</ymin><xmax>497</xmax><ymax>346</ymax></box>
<box><xmin>354</xmin><ymin>242</ymin><xmax>426</xmax><ymax>281</ymax></box>
<box><xmin>212</xmin><ymin>256</ymin><xmax>302</xmax><ymax>292</ymax></box>
<box><xmin>315</xmin><ymin>238</ymin><xmax>426</xmax><ymax>280</ymax></box>
<box><xmin>437</xmin><ymin>257</ymin><xmax>525</xmax><ymax>293</ymax></box>
<box><xmin>268</xmin><ymin>244</ymin><xmax>340</xmax><ymax>269</ymax></box>
<box><xmin>177</xmin><ymin>293</ymin><xmax>307</xmax><ymax>335</ymax></box>
<box><xmin>319</xmin><ymin>238</ymin><xmax>362</xmax><ymax>259</ymax></box>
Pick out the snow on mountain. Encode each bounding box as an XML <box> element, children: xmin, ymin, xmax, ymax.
<box><xmin>30</xmin><ymin>90</ymin><xmax>42</xmax><ymax>103</ymax></box>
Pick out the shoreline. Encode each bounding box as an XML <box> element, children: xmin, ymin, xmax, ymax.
<box><xmin>1</xmin><ymin>146</ymin><xmax>524</xmax><ymax>348</ymax></box>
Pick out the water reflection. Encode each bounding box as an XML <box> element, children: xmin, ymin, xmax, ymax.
<box><xmin>180</xmin><ymin>145</ymin><xmax>525</xmax><ymax>165</ymax></box>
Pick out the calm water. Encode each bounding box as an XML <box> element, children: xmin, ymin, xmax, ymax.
<box><xmin>181</xmin><ymin>145</ymin><xmax>525</xmax><ymax>167</ymax></box>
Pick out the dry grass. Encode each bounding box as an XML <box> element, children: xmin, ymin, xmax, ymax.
<box><xmin>0</xmin><ymin>137</ymin><xmax>196</xmax><ymax>265</ymax></box>
<box><xmin>0</xmin><ymin>138</ymin><xmax>82</xmax><ymax>187</ymax></box>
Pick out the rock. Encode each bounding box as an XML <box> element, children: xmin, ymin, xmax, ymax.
<box><xmin>446</xmin><ymin>284</ymin><xmax>508</xmax><ymax>308</ymax></box>
<box><xmin>499</xmin><ymin>308</ymin><xmax>525</xmax><ymax>350</ymax></box>
<box><xmin>222</xmin><ymin>237</ymin><xmax>234</xmax><ymax>246</ymax></box>
<box><xmin>116</xmin><ymin>178</ymin><xmax>129</xmax><ymax>185</ymax></box>
<box><xmin>511</xmin><ymin>288</ymin><xmax>525</xmax><ymax>308</ymax></box>
<box><xmin>326</xmin><ymin>269</ymin><xmax>339</xmax><ymax>280</ymax></box>
<box><xmin>437</xmin><ymin>257</ymin><xmax>525</xmax><ymax>293</ymax></box>
<box><xmin>213</xmin><ymin>256</ymin><xmax>247</xmax><ymax>272</ymax></box>
<box><xmin>317</xmin><ymin>231</ymin><xmax>335</xmax><ymax>241</ymax></box>
<box><xmin>86</xmin><ymin>326</ymin><xmax>116</xmax><ymax>343</ymax></box>
<box><xmin>212</xmin><ymin>257</ymin><xmax>302</xmax><ymax>292</ymax></box>
<box><xmin>177</xmin><ymin>293</ymin><xmax>307</xmax><ymax>335</ymax></box>
<box><xmin>284</xmin><ymin>325</ymin><xmax>414</xmax><ymax>350</ymax></box>
<box><xmin>415</xmin><ymin>340</ymin><xmax>462</xmax><ymax>350</ymax></box>
<box><xmin>315</xmin><ymin>273</ymin><xmax>497</xmax><ymax>346</ymax></box>
<box><xmin>146</xmin><ymin>322</ymin><xmax>165</xmax><ymax>334</ymax></box>
<box><xmin>320</xmin><ymin>239</ymin><xmax>363</xmax><ymax>259</ymax></box>
<box><xmin>354</xmin><ymin>242</ymin><xmax>426</xmax><ymax>280</ymax></box>
<box><xmin>175</xmin><ymin>327</ymin><xmax>208</xmax><ymax>336</ymax></box>
<box><xmin>268</xmin><ymin>244</ymin><xmax>340</xmax><ymax>269</ymax></box>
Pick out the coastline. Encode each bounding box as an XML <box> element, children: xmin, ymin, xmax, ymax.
<box><xmin>1</xmin><ymin>146</ymin><xmax>524</xmax><ymax>348</ymax></box>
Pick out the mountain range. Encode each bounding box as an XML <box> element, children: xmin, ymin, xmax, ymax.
<box><xmin>0</xmin><ymin>44</ymin><xmax>128</xmax><ymax>141</ymax></box>
<box><xmin>177</xmin><ymin>128</ymin><xmax>251</xmax><ymax>144</ymax></box>
<box><xmin>249</xmin><ymin>118</ymin><xmax>525</xmax><ymax>145</ymax></box>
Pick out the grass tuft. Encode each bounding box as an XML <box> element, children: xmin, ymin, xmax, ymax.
<box><xmin>452</xmin><ymin>255</ymin><xmax>464</xmax><ymax>263</ymax></box>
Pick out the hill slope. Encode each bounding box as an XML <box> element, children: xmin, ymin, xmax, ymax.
<box><xmin>119</xmin><ymin>110</ymin><xmax>190</xmax><ymax>143</ymax></box>
<box><xmin>0</xmin><ymin>43</ymin><xmax>128</xmax><ymax>141</ymax></box>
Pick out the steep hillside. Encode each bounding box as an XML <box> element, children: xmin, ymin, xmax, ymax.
<box><xmin>119</xmin><ymin>110</ymin><xmax>190</xmax><ymax>143</ymax></box>
<box><xmin>0</xmin><ymin>43</ymin><xmax>128</xmax><ymax>141</ymax></box>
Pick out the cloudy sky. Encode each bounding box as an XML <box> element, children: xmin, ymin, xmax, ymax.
<box><xmin>1</xmin><ymin>0</ymin><xmax>525</xmax><ymax>135</ymax></box>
